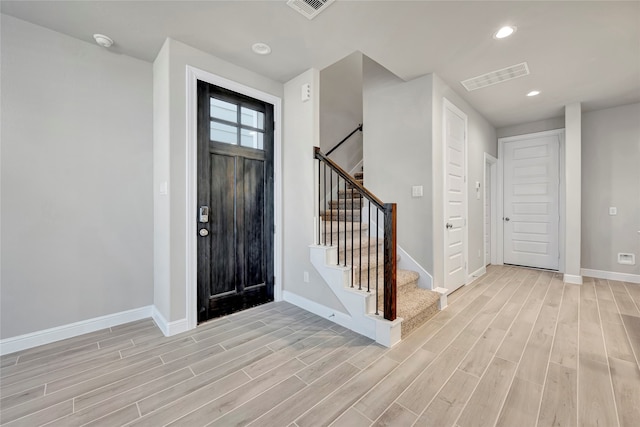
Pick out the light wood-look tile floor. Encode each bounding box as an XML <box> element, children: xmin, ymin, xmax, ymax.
<box><xmin>2</xmin><ymin>265</ymin><xmax>639</xmax><ymax>426</ymax></box>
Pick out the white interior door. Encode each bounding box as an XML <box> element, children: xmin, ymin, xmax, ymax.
<box><xmin>444</xmin><ymin>100</ymin><xmax>467</xmax><ymax>292</ymax></box>
<box><xmin>503</xmin><ymin>135</ymin><xmax>560</xmax><ymax>270</ymax></box>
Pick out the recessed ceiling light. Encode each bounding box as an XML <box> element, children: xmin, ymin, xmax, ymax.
<box><xmin>251</xmin><ymin>43</ymin><xmax>272</xmax><ymax>55</ymax></box>
<box><xmin>93</xmin><ymin>34</ymin><xmax>113</xmax><ymax>48</ymax></box>
<box><xmin>494</xmin><ymin>26</ymin><xmax>516</xmax><ymax>39</ymax></box>
<box><xmin>527</xmin><ymin>90</ymin><xmax>541</xmax><ymax>97</ymax></box>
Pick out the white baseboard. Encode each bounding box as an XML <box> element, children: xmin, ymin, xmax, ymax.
<box><xmin>581</xmin><ymin>268</ymin><xmax>640</xmax><ymax>284</ymax></box>
<box><xmin>0</xmin><ymin>306</ymin><xmax>154</xmax><ymax>356</ymax></box>
<box><xmin>397</xmin><ymin>246</ymin><xmax>434</xmax><ymax>290</ymax></box>
<box><xmin>563</xmin><ymin>274</ymin><xmax>584</xmax><ymax>285</ymax></box>
<box><xmin>467</xmin><ymin>265</ymin><xmax>487</xmax><ymax>285</ymax></box>
<box><xmin>349</xmin><ymin>159</ymin><xmax>364</xmax><ymax>176</ymax></box>
<box><xmin>362</xmin><ymin>208</ymin><xmax>434</xmax><ymax>290</ymax></box>
<box><xmin>283</xmin><ymin>290</ymin><xmax>352</xmax><ymax>323</ymax></box>
<box><xmin>151</xmin><ymin>307</ymin><xmax>190</xmax><ymax>337</ymax></box>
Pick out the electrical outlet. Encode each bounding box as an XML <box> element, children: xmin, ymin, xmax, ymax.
<box><xmin>609</xmin><ymin>207</ymin><xmax>617</xmax><ymax>215</ymax></box>
<box><xmin>304</xmin><ymin>271</ymin><xmax>310</xmax><ymax>283</ymax></box>
<box><xmin>412</xmin><ymin>185</ymin><xmax>423</xmax><ymax>198</ymax></box>
<box><xmin>618</xmin><ymin>253</ymin><xmax>635</xmax><ymax>265</ymax></box>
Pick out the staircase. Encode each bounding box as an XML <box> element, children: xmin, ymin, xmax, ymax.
<box><xmin>311</xmin><ymin>161</ymin><xmax>440</xmax><ymax>346</ymax></box>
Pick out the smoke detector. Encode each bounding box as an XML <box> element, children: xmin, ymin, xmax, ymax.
<box><xmin>287</xmin><ymin>0</ymin><xmax>335</xmax><ymax>20</ymax></box>
<box><xmin>93</xmin><ymin>34</ymin><xmax>113</xmax><ymax>48</ymax></box>
<box><xmin>461</xmin><ymin>62</ymin><xmax>530</xmax><ymax>92</ymax></box>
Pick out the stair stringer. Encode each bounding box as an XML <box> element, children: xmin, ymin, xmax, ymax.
<box><xmin>309</xmin><ymin>244</ymin><xmax>403</xmax><ymax>347</ymax></box>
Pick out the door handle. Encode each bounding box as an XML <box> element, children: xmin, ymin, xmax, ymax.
<box><xmin>446</xmin><ymin>223</ymin><xmax>453</xmax><ymax>229</ymax></box>
<box><xmin>504</xmin><ymin>217</ymin><xmax>510</xmax><ymax>222</ymax></box>
<box><xmin>199</xmin><ymin>228</ymin><xmax>209</xmax><ymax>237</ymax></box>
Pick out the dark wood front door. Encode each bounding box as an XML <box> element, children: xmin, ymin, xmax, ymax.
<box><xmin>197</xmin><ymin>81</ymin><xmax>274</xmax><ymax>323</ymax></box>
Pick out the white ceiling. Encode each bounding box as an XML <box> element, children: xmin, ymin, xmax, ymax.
<box><xmin>2</xmin><ymin>1</ymin><xmax>639</xmax><ymax>128</ymax></box>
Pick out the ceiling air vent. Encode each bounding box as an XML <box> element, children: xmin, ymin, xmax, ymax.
<box><xmin>287</xmin><ymin>0</ymin><xmax>335</xmax><ymax>20</ymax></box>
<box><xmin>461</xmin><ymin>62</ymin><xmax>530</xmax><ymax>92</ymax></box>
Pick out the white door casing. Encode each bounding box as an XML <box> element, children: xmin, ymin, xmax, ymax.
<box><xmin>484</xmin><ymin>153</ymin><xmax>498</xmax><ymax>267</ymax></box>
<box><xmin>443</xmin><ymin>99</ymin><xmax>467</xmax><ymax>293</ymax></box>
<box><xmin>186</xmin><ymin>66</ymin><xmax>283</xmax><ymax>332</ymax></box>
<box><xmin>502</xmin><ymin>134</ymin><xmax>560</xmax><ymax>270</ymax></box>
<box><xmin>485</xmin><ymin>168</ymin><xmax>490</xmax><ymax>264</ymax></box>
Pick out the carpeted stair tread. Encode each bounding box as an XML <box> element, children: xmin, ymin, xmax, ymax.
<box><xmin>397</xmin><ymin>286</ymin><xmax>440</xmax><ymax>338</ymax></box>
<box><xmin>352</xmin><ymin>268</ymin><xmax>417</xmax><ymax>292</ymax></box>
<box><xmin>321</xmin><ymin>221</ymin><xmax>368</xmax><ymax>232</ymax></box>
<box><xmin>329</xmin><ymin>199</ymin><xmax>364</xmax><ymax>209</ymax></box>
<box><xmin>334</xmin><ymin>236</ymin><xmax>384</xmax><ymax>252</ymax></box>
<box><xmin>337</xmin><ymin>189</ymin><xmax>363</xmax><ymax>199</ymax></box>
<box><xmin>321</xmin><ymin>209</ymin><xmax>361</xmax><ymax>220</ymax></box>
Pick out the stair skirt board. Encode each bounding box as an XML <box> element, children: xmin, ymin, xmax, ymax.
<box><xmin>283</xmin><ymin>290</ymin><xmax>402</xmax><ymax>348</ymax></box>
<box><xmin>310</xmin><ymin>244</ymin><xmax>440</xmax><ymax>344</ymax></box>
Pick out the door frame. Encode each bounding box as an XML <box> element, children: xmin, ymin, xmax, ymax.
<box><xmin>497</xmin><ymin>129</ymin><xmax>565</xmax><ymax>271</ymax></box>
<box><xmin>484</xmin><ymin>153</ymin><xmax>498</xmax><ymax>266</ymax></box>
<box><xmin>442</xmin><ymin>98</ymin><xmax>468</xmax><ymax>291</ymax></box>
<box><xmin>186</xmin><ymin>65</ymin><xmax>282</xmax><ymax>331</ymax></box>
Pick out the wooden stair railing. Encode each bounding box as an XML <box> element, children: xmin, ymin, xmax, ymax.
<box><xmin>313</xmin><ymin>146</ymin><xmax>397</xmax><ymax>321</ymax></box>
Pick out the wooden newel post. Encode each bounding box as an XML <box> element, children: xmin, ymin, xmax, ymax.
<box><xmin>383</xmin><ymin>203</ymin><xmax>397</xmax><ymax>321</ymax></box>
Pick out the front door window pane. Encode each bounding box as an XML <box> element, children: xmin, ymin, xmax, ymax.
<box><xmin>210</xmin><ymin>121</ymin><xmax>237</xmax><ymax>145</ymax></box>
<box><xmin>241</xmin><ymin>129</ymin><xmax>264</xmax><ymax>149</ymax></box>
<box><xmin>211</xmin><ymin>98</ymin><xmax>238</xmax><ymax>123</ymax></box>
<box><xmin>241</xmin><ymin>107</ymin><xmax>264</xmax><ymax>129</ymax></box>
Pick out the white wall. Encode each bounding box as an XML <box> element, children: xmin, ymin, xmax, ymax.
<box><xmin>497</xmin><ymin>117</ymin><xmax>565</xmax><ymax>138</ymax></box>
<box><xmin>564</xmin><ymin>103</ymin><xmax>582</xmax><ymax>282</ymax></box>
<box><xmin>152</xmin><ymin>39</ymin><xmax>285</xmax><ymax>324</ymax></box>
<box><xmin>431</xmin><ymin>74</ymin><xmax>497</xmax><ymax>285</ymax></box>
<box><xmin>582</xmin><ymin>103</ymin><xmax>640</xmax><ymax>276</ymax></box>
<box><xmin>362</xmin><ymin>58</ymin><xmax>434</xmax><ymax>272</ymax></box>
<box><xmin>320</xmin><ymin>52</ymin><xmax>363</xmax><ymax>172</ymax></box>
<box><xmin>1</xmin><ymin>15</ymin><xmax>153</xmax><ymax>339</ymax></box>
<box><xmin>283</xmin><ymin>69</ymin><xmax>348</xmax><ymax>312</ymax></box>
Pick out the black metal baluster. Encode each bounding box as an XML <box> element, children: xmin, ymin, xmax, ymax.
<box><xmin>336</xmin><ymin>173</ymin><xmax>340</xmax><ymax>263</ymax></box>
<box><xmin>323</xmin><ymin>163</ymin><xmax>327</xmax><ymax>245</ymax></box>
<box><xmin>352</xmin><ymin>182</ymin><xmax>356</xmax><ymax>289</ymax></box>
<box><xmin>330</xmin><ymin>170</ymin><xmax>334</xmax><ymax>248</ymax></box>
<box><xmin>343</xmin><ymin>178</ymin><xmax>347</xmax><ymax>267</ymax></box>
<box><xmin>367</xmin><ymin>200</ymin><xmax>370</xmax><ymax>292</ymax></box>
<box><xmin>375</xmin><ymin>209</ymin><xmax>379</xmax><ymax>315</ymax></box>
<box><xmin>317</xmin><ymin>160</ymin><xmax>320</xmax><ymax>245</ymax></box>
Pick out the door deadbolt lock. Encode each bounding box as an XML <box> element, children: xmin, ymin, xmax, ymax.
<box><xmin>199</xmin><ymin>206</ymin><xmax>209</xmax><ymax>223</ymax></box>
<box><xmin>199</xmin><ymin>228</ymin><xmax>209</xmax><ymax>237</ymax></box>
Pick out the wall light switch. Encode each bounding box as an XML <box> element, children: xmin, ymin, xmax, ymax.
<box><xmin>609</xmin><ymin>207</ymin><xmax>617</xmax><ymax>215</ymax></box>
<box><xmin>412</xmin><ymin>185</ymin><xmax>423</xmax><ymax>198</ymax></box>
